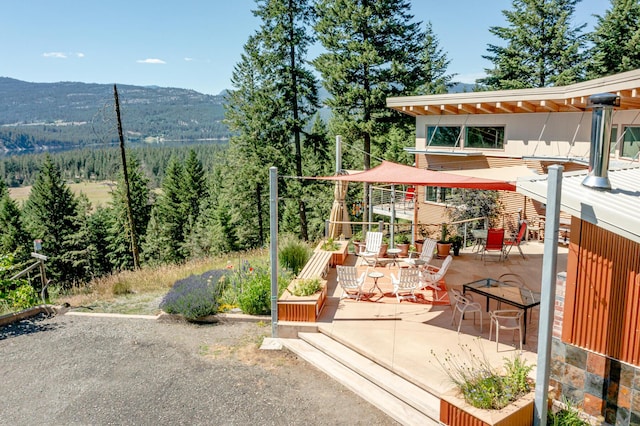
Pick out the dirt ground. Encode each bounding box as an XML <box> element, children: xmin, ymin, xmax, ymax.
<box><xmin>0</xmin><ymin>313</ymin><xmax>395</xmax><ymax>425</ymax></box>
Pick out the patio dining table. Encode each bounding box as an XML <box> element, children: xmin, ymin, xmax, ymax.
<box><xmin>463</xmin><ymin>277</ymin><xmax>541</xmax><ymax>344</ymax></box>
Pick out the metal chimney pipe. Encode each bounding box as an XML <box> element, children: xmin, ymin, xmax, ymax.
<box><xmin>582</xmin><ymin>93</ymin><xmax>620</xmax><ymax>190</ymax></box>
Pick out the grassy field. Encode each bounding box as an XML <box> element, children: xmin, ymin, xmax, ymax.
<box><xmin>9</xmin><ymin>180</ymin><xmax>116</xmax><ymax>207</ymax></box>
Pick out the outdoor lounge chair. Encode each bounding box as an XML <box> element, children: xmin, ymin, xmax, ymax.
<box><xmin>503</xmin><ymin>221</ymin><xmax>527</xmax><ymax>259</ymax></box>
<box><xmin>482</xmin><ymin>228</ymin><xmax>505</xmax><ymax>263</ymax></box>
<box><xmin>336</xmin><ymin>265</ymin><xmax>366</xmax><ymax>301</ymax></box>
<box><xmin>359</xmin><ymin>231</ymin><xmax>383</xmax><ymax>266</ymax></box>
<box><xmin>403</xmin><ymin>238</ymin><xmax>436</xmax><ymax>268</ymax></box>
<box><xmin>419</xmin><ymin>255</ymin><xmax>452</xmax><ymax>302</ymax></box>
<box><xmin>390</xmin><ymin>268</ymin><xmax>421</xmax><ymax>302</ymax></box>
<box><xmin>451</xmin><ymin>289</ymin><xmax>482</xmax><ymax>333</ymax></box>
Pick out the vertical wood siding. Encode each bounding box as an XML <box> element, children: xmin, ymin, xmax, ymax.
<box><xmin>564</xmin><ymin>219</ymin><xmax>640</xmax><ymax>365</ymax></box>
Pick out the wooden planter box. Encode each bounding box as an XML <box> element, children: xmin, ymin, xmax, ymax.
<box><xmin>439</xmin><ymin>389</ymin><xmax>535</xmax><ymax>426</ymax></box>
<box><xmin>277</xmin><ymin>279</ymin><xmax>328</xmax><ymax>322</ymax></box>
<box><xmin>315</xmin><ymin>241</ymin><xmax>349</xmax><ymax>267</ymax></box>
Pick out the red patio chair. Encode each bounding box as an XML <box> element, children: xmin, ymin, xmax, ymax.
<box><xmin>504</xmin><ymin>221</ymin><xmax>527</xmax><ymax>259</ymax></box>
<box><xmin>482</xmin><ymin>228</ymin><xmax>505</xmax><ymax>263</ymax></box>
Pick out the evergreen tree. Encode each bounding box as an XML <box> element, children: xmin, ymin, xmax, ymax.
<box><xmin>107</xmin><ymin>155</ymin><xmax>151</xmax><ymax>271</ymax></box>
<box><xmin>415</xmin><ymin>22</ymin><xmax>456</xmax><ymax>95</ymax></box>
<box><xmin>313</xmin><ymin>0</ymin><xmax>422</xmax><ymax>211</ymax></box>
<box><xmin>587</xmin><ymin>0</ymin><xmax>640</xmax><ymax>79</ymax></box>
<box><xmin>0</xmin><ymin>179</ymin><xmax>31</xmax><ymax>264</ymax></box>
<box><xmin>22</xmin><ymin>155</ymin><xmax>81</xmax><ymax>285</ymax></box>
<box><xmin>479</xmin><ymin>0</ymin><xmax>586</xmax><ymax>89</ymax></box>
<box><xmin>146</xmin><ymin>158</ymin><xmax>186</xmax><ymax>264</ymax></box>
<box><xmin>245</xmin><ymin>0</ymin><xmax>319</xmax><ymax>240</ymax></box>
<box><xmin>86</xmin><ymin>206</ymin><xmax>113</xmax><ymax>277</ymax></box>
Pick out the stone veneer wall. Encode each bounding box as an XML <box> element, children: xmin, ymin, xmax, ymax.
<box><xmin>550</xmin><ymin>273</ymin><xmax>640</xmax><ymax>425</ymax></box>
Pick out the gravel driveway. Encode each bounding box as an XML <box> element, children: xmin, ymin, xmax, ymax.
<box><xmin>0</xmin><ymin>313</ymin><xmax>395</xmax><ymax>426</ymax></box>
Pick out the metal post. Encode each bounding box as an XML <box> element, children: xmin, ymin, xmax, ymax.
<box><xmin>368</xmin><ymin>185</ymin><xmax>373</xmax><ymax>230</ymax></box>
<box><xmin>336</xmin><ymin>135</ymin><xmax>342</xmax><ymax>174</ymax></box>
<box><xmin>269</xmin><ymin>167</ymin><xmax>279</xmax><ymax>338</ymax></box>
<box><xmin>390</xmin><ymin>185</ymin><xmax>396</xmax><ymax>247</ymax></box>
<box><xmin>534</xmin><ymin>165</ymin><xmax>563</xmax><ymax>425</ymax></box>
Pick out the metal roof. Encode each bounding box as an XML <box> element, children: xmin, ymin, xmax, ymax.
<box><xmin>517</xmin><ymin>166</ymin><xmax>640</xmax><ymax>244</ymax></box>
<box><xmin>388</xmin><ymin>69</ymin><xmax>640</xmax><ymax>117</ymax></box>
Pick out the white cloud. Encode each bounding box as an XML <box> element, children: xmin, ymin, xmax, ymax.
<box><xmin>184</xmin><ymin>57</ymin><xmax>194</xmax><ymax>62</ymax></box>
<box><xmin>42</xmin><ymin>51</ymin><xmax>85</xmax><ymax>59</ymax></box>
<box><xmin>136</xmin><ymin>58</ymin><xmax>166</xmax><ymax>64</ymax></box>
<box><xmin>43</xmin><ymin>52</ymin><xmax>67</xmax><ymax>59</ymax></box>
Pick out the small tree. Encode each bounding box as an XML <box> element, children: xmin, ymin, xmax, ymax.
<box><xmin>446</xmin><ymin>190</ymin><xmax>503</xmax><ymax>239</ymax></box>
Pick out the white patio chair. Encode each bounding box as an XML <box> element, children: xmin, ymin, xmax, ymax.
<box><xmin>390</xmin><ymin>268</ymin><xmax>421</xmax><ymax>302</ymax></box>
<box><xmin>420</xmin><ymin>255</ymin><xmax>453</xmax><ymax>302</ymax></box>
<box><xmin>403</xmin><ymin>238</ymin><xmax>437</xmax><ymax>268</ymax></box>
<box><xmin>451</xmin><ymin>289</ymin><xmax>483</xmax><ymax>333</ymax></box>
<box><xmin>336</xmin><ymin>265</ymin><xmax>366</xmax><ymax>301</ymax></box>
<box><xmin>360</xmin><ymin>231</ymin><xmax>383</xmax><ymax>266</ymax></box>
<box><xmin>489</xmin><ymin>309</ymin><xmax>523</xmax><ymax>351</ymax></box>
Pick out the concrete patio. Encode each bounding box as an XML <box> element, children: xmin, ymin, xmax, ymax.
<box><xmin>281</xmin><ymin>239</ymin><xmax>568</xmax><ymax>400</ymax></box>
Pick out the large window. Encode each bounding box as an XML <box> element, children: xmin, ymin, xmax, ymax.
<box><xmin>465</xmin><ymin>126</ymin><xmax>505</xmax><ymax>149</ymax></box>
<box><xmin>425</xmin><ymin>186</ymin><xmax>452</xmax><ymax>204</ymax></box>
<box><xmin>621</xmin><ymin>126</ymin><xmax>640</xmax><ymax>159</ymax></box>
<box><xmin>426</xmin><ymin>126</ymin><xmax>461</xmax><ymax>147</ymax></box>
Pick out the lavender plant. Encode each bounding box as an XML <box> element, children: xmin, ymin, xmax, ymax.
<box><xmin>160</xmin><ymin>269</ymin><xmax>227</xmax><ymax>320</ymax></box>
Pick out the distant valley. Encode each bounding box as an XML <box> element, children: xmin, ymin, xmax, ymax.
<box><xmin>0</xmin><ymin>78</ymin><xmax>230</xmax><ymax>153</ymax></box>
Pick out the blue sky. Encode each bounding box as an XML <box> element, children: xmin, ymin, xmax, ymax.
<box><xmin>3</xmin><ymin>0</ymin><xmax>608</xmax><ymax>95</ymax></box>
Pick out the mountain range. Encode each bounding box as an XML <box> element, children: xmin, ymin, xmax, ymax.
<box><xmin>0</xmin><ymin>77</ymin><xmax>229</xmax><ymax>153</ymax></box>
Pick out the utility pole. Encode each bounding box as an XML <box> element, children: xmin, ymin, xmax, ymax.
<box><xmin>114</xmin><ymin>84</ymin><xmax>140</xmax><ymax>269</ymax></box>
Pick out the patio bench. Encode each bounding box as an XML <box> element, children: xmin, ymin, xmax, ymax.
<box><xmin>297</xmin><ymin>250</ymin><xmax>332</xmax><ymax>280</ymax></box>
<box><xmin>278</xmin><ymin>250</ymin><xmax>332</xmax><ymax>323</ymax></box>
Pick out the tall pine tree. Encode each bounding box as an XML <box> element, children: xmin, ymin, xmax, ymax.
<box><xmin>480</xmin><ymin>0</ymin><xmax>586</xmax><ymax>89</ymax></box>
<box><xmin>414</xmin><ymin>21</ymin><xmax>455</xmax><ymax>95</ymax></box>
<box><xmin>313</xmin><ymin>0</ymin><xmax>422</xmax><ymax>211</ymax></box>
<box><xmin>587</xmin><ymin>0</ymin><xmax>640</xmax><ymax>79</ymax></box>
<box><xmin>22</xmin><ymin>155</ymin><xmax>81</xmax><ymax>285</ymax></box>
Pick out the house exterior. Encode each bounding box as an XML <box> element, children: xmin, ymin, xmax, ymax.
<box><xmin>386</xmin><ymin>69</ymin><xmax>640</xmax><ymax>238</ymax></box>
<box><xmin>518</xmin><ymin>166</ymin><xmax>640</xmax><ymax>425</ymax></box>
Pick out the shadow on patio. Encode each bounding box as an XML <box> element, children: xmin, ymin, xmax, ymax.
<box><xmin>306</xmin><ymin>240</ymin><xmax>568</xmax><ymax>397</ymax></box>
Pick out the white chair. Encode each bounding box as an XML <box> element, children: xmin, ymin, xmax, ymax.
<box><xmin>360</xmin><ymin>231</ymin><xmax>383</xmax><ymax>266</ymax></box>
<box><xmin>451</xmin><ymin>289</ymin><xmax>483</xmax><ymax>333</ymax></box>
<box><xmin>420</xmin><ymin>255</ymin><xmax>453</xmax><ymax>302</ymax></box>
<box><xmin>336</xmin><ymin>265</ymin><xmax>366</xmax><ymax>301</ymax></box>
<box><xmin>390</xmin><ymin>268</ymin><xmax>421</xmax><ymax>302</ymax></box>
<box><xmin>403</xmin><ymin>238</ymin><xmax>436</xmax><ymax>268</ymax></box>
<box><xmin>489</xmin><ymin>309</ymin><xmax>523</xmax><ymax>351</ymax></box>
<box><xmin>496</xmin><ymin>273</ymin><xmax>537</xmax><ymax>323</ymax></box>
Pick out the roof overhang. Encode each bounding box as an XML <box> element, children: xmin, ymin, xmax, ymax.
<box><xmin>404</xmin><ymin>148</ymin><xmax>484</xmax><ymax>156</ymax></box>
<box><xmin>517</xmin><ymin>166</ymin><xmax>640</xmax><ymax>244</ymax></box>
<box><xmin>388</xmin><ymin>69</ymin><xmax>640</xmax><ymax>117</ymax></box>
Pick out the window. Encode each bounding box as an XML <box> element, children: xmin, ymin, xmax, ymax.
<box><xmin>621</xmin><ymin>126</ymin><xmax>640</xmax><ymax>159</ymax></box>
<box><xmin>426</xmin><ymin>126</ymin><xmax>461</xmax><ymax>147</ymax></box>
<box><xmin>610</xmin><ymin>126</ymin><xmax>618</xmax><ymax>154</ymax></box>
<box><xmin>425</xmin><ymin>186</ymin><xmax>452</xmax><ymax>204</ymax></box>
<box><xmin>465</xmin><ymin>126</ymin><xmax>505</xmax><ymax>149</ymax></box>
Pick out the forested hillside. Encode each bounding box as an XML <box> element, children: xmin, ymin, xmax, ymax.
<box><xmin>0</xmin><ymin>78</ymin><xmax>230</xmax><ymax>151</ymax></box>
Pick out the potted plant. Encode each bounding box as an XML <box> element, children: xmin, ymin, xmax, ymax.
<box><xmin>351</xmin><ymin>230</ymin><xmax>364</xmax><ymax>254</ymax></box>
<box><xmin>450</xmin><ymin>235</ymin><xmax>463</xmax><ymax>256</ymax></box>
<box><xmin>436</xmin><ymin>224</ymin><xmax>452</xmax><ymax>258</ymax></box>
<box><xmin>394</xmin><ymin>233</ymin><xmax>411</xmax><ymax>257</ymax></box>
<box><xmin>378</xmin><ymin>235</ymin><xmax>389</xmax><ymax>258</ymax></box>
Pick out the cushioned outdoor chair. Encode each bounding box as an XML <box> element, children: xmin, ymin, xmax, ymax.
<box><xmin>390</xmin><ymin>268</ymin><xmax>421</xmax><ymax>302</ymax></box>
<box><xmin>336</xmin><ymin>265</ymin><xmax>366</xmax><ymax>301</ymax></box>
<box><xmin>359</xmin><ymin>231</ymin><xmax>383</xmax><ymax>266</ymax></box>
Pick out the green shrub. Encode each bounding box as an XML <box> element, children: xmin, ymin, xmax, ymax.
<box><xmin>237</xmin><ymin>268</ymin><xmax>288</xmax><ymax>315</ymax></box>
<box><xmin>6</xmin><ymin>283</ymin><xmax>40</xmax><ymax>310</ymax></box>
<box><xmin>547</xmin><ymin>397</ymin><xmax>589</xmax><ymax>425</ymax></box>
<box><xmin>278</xmin><ymin>235</ymin><xmax>311</xmax><ymax>275</ymax></box>
<box><xmin>160</xmin><ymin>270</ymin><xmax>227</xmax><ymax>320</ymax></box>
<box><xmin>320</xmin><ymin>238</ymin><xmax>340</xmax><ymax>251</ymax></box>
<box><xmin>290</xmin><ymin>278</ymin><xmax>323</xmax><ymax>296</ymax></box>
<box><xmin>113</xmin><ymin>280</ymin><xmax>132</xmax><ymax>295</ymax></box>
<box><xmin>431</xmin><ymin>343</ymin><xmax>534</xmax><ymax>410</ymax></box>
